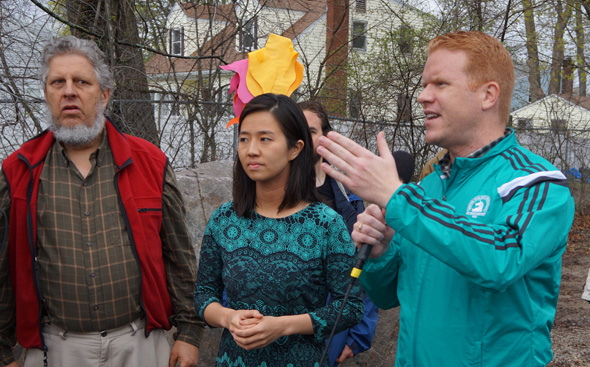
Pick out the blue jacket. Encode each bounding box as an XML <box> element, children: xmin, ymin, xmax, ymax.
<box><xmin>325</xmin><ymin>175</ymin><xmax>379</xmax><ymax>367</ymax></box>
<box><xmin>361</xmin><ymin>131</ymin><xmax>574</xmax><ymax>366</ymax></box>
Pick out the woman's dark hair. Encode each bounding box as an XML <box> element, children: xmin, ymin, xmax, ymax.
<box><xmin>297</xmin><ymin>100</ymin><xmax>332</xmax><ymax>134</ymax></box>
<box><xmin>233</xmin><ymin>93</ymin><xmax>320</xmax><ymax>216</ymax></box>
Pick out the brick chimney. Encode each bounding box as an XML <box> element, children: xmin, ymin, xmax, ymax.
<box><xmin>561</xmin><ymin>56</ymin><xmax>574</xmax><ymax>96</ymax></box>
<box><xmin>323</xmin><ymin>0</ymin><xmax>349</xmax><ymax>117</ymax></box>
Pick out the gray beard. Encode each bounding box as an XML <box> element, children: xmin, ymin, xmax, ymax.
<box><xmin>49</xmin><ymin>102</ymin><xmax>105</xmax><ymax>147</ymax></box>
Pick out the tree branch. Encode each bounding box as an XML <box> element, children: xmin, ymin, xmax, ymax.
<box><xmin>500</xmin><ymin>0</ymin><xmax>512</xmax><ymax>42</ymax></box>
<box><xmin>29</xmin><ymin>0</ymin><xmax>227</xmax><ymax>63</ymax></box>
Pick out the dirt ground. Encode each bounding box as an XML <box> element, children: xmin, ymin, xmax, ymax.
<box><xmin>546</xmin><ymin>213</ymin><xmax>590</xmax><ymax>366</ymax></box>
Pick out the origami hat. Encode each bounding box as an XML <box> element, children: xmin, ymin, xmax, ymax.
<box><xmin>221</xmin><ymin>33</ymin><xmax>304</xmax><ymax>127</ymax></box>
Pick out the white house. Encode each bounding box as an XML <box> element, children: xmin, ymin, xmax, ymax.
<box><xmin>511</xmin><ymin>94</ymin><xmax>590</xmax><ymax>133</ymax></box>
<box><xmin>145</xmin><ymin>0</ymin><xmax>427</xmax><ymax>118</ymax></box>
<box><xmin>510</xmin><ymin>94</ymin><xmax>590</xmax><ymax>170</ymax></box>
<box><xmin>143</xmin><ymin>0</ymin><xmax>430</xmax><ymax>167</ymax></box>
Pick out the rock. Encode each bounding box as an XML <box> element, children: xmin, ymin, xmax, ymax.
<box><xmin>176</xmin><ymin>159</ymin><xmax>234</xmax><ymax>263</ymax></box>
<box><xmin>171</xmin><ymin>160</ymin><xmax>234</xmax><ymax>366</ymax></box>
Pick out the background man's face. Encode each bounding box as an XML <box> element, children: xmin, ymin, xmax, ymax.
<box><xmin>44</xmin><ymin>54</ymin><xmax>110</xmax><ymax>130</ymax></box>
<box><xmin>303</xmin><ymin>110</ymin><xmax>323</xmax><ymax>163</ymax></box>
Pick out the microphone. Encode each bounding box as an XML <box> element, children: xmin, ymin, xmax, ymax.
<box><xmin>350</xmin><ymin>240</ymin><xmax>372</xmax><ymax>278</ymax></box>
<box><xmin>351</xmin><ymin>151</ymin><xmax>414</xmax><ymax>278</ymax></box>
<box><xmin>393</xmin><ymin>150</ymin><xmax>415</xmax><ymax>184</ymax></box>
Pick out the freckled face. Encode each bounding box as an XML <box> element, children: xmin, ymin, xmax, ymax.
<box><xmin>418</xmin><ymin>49</ymin><xmax>482</xmax><ymax>151</ymax></box>
<box><xmin>44</xmin><ymin>54</ymin><xmax>110</xmax><ymax>129</ymax></box>
<box><xmin>238</xmin><ymin>111</ymin><xmax>303</xmax><ymax>185</ymax></box>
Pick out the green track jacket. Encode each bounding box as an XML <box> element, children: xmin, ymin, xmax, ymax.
<box><xmin>360</xmin><ymin>131</ymin><xmax>575</xmax><ymax>366</ymax></box>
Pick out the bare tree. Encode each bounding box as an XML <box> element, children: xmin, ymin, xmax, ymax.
<box><xmin>3</xmin><ymin>0</ymin><xmax>585</xmax><ymax>177</ymax></box>
<box><xmin>522</xmin><ymin>0</ymin><xmax>546</xmax><ymax>102</ymax></box>
<box><xmin>63</xmin><ymin>0</ymin><xmax>160</xmax><ymax>145</ymax></box>
<box><xmin>575</xmin><ymin>1</ymin><xmax>587</xmax><ymax>96</ymax></box>
<box><xmin>548</xmin><ymin>0</ymin><xmax>573</xmax><ymax>95</ymax></box>
<box><xmin>0</xmin><ymin>0</ymin><xmax>53</xmax><ymax>160</ymax></box>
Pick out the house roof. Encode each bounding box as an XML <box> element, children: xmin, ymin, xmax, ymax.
<box><xmin>145</xmin><ymin>26</ymin><xmax>240</xmax><ymax>75</ymax></box>
<box><xmin>511</xmin><ymin>94</ymin><xmax>590</xmax><ymax>115</ymax></box>
<box><xmin>256</xmin><ymin>0</ymin><xmax>324</xmax><ymax>12</ymax></box>
<box><xmin>278</xmin><ymin>0</ymin><xmax>325</xmax><ymax>40</ymax></box>
<box><xmin>179</xmin><ymin>2</ymin><xmax>234</xmax><ymax>21</ymax></box>
<box><xmin>146</xmin><ymin>2</ymin><xmax>239</xmax><ymax>75</ymax></box>
<box><xmin>145</xmin><ymin>1</ymin><xmax>326</xmax><ymax>76</ymax></box>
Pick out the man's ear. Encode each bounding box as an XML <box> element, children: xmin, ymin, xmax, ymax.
<box><xmin>289</xmin><ymin>140</ymin><xmax>304</xmax><ymax>161</ymax></box>
<box><xmin>102</xmin><ymin>89</ymin><xmax>111</xmax><ymax>108</ymax></box>
<box><xmin>481</xmin><ymin>81</ymin><xmax>500</xmax><ymax>111</ymax></box>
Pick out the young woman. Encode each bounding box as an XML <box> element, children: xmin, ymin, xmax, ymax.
<box><xmin>194</xmin><ymin>93</ymin><xmax>364</xmax><ymax>367</ymax></box>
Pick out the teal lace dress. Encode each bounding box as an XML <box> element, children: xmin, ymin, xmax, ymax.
<box><xmin>194</xmin><ymin>201</ymin><xmax>364</xmax><ymax>367</ymax></box>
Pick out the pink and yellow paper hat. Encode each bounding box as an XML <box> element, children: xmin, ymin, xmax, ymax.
<box><xmin>221</xmin><ymin>33</ymin><xmax>304</xmax><ymax>127</ymax></box>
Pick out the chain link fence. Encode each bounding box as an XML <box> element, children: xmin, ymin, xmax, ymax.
<box><xmin>2</xmin><ymin>97</ymin><xmax>590</xmax><ymax>211</ymax></box>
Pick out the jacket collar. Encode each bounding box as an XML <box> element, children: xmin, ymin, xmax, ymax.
<box><xmin>16</xmin><ymin>117</ymin><xmax>133</xmax><ymax>170</ymax></box>
<box><xmin>437</xmin><ymin>128</ymin><xmax>516</xmax><ymax>177</ymax></box>
<box><xmin>104</xmin><ymin>118</ymin><xmax>133</xmax><ymax>170</ymax></box>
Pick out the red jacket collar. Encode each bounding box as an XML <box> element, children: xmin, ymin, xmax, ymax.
<box><xmin>16</xmin><ymin>118</ymin><xmax>133</xmax><ymax>169</ymax></box>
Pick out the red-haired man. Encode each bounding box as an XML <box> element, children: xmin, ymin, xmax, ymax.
<box><xmin>318</xmin><ymin>31</ymin><xmax>574</xmax><ymax>366</ymax></box>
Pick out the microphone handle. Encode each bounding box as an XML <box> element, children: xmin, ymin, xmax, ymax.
<box><xmin>350</xmin><ymin>243</ymin><xmax>373</xmax><ymax>279</ymax></box>
<box><xmin>319</xmin><ymin>244</ymin><xmax>373</xmax><ymax>365</ymax></box>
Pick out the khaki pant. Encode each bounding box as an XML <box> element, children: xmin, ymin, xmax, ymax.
<box><xmin>24</xmin><ymin>318</ymin><xmax>171</xmax><ymax>367</ymax></box>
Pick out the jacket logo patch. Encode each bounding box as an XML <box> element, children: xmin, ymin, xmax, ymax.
<box><xmin>466</xmin><ymin>195</ymin><xmax>490</xmax><ymax>218</ymax></box>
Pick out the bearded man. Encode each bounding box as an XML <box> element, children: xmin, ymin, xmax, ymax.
<box><xmin>0</xmin><ymin>36</ymin><xmax>203</xmax><ymax>367</ymax></box>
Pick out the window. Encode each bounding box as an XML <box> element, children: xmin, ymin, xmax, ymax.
<box><xmin>240</xmin><ymin>18</ymin><xmax>256</xmax><ymax>52</ymax></box>
<box><xmin>160</xmin><ymin>93</ymin><xmax>180</xmax><ymax>117</ymax></box>
<box><xmin>349</xmin><ymin>90</ymin><xmax>362</xmax><ymax>118</ymax></box>
<box><xmin>170</xmin><ymin>28</ymin><xmax>184</xmax><ymax>56</ymax></box>
<box><xmin>152</xmin><ymin>92</ymin><xmax>180</xmax><ymax>119</ymax></box>
<box><xmin>551</xmin><ymin>119</ymin><xmax>567</xmax><ymax>133</ymax></box>
<box><xmin>352</xmin><ymin>21</ymin><xmax>367</xmax><ymax>51</ymax></box>
<box><xmin>356</xmin><ymin>0</ymin><xmax>366</xmax><ymax>12</ymax></box>
<box><xmin>517</xmin><ymin>118</ymin><xmax>532</xmax><ymax>129</ymax></box>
